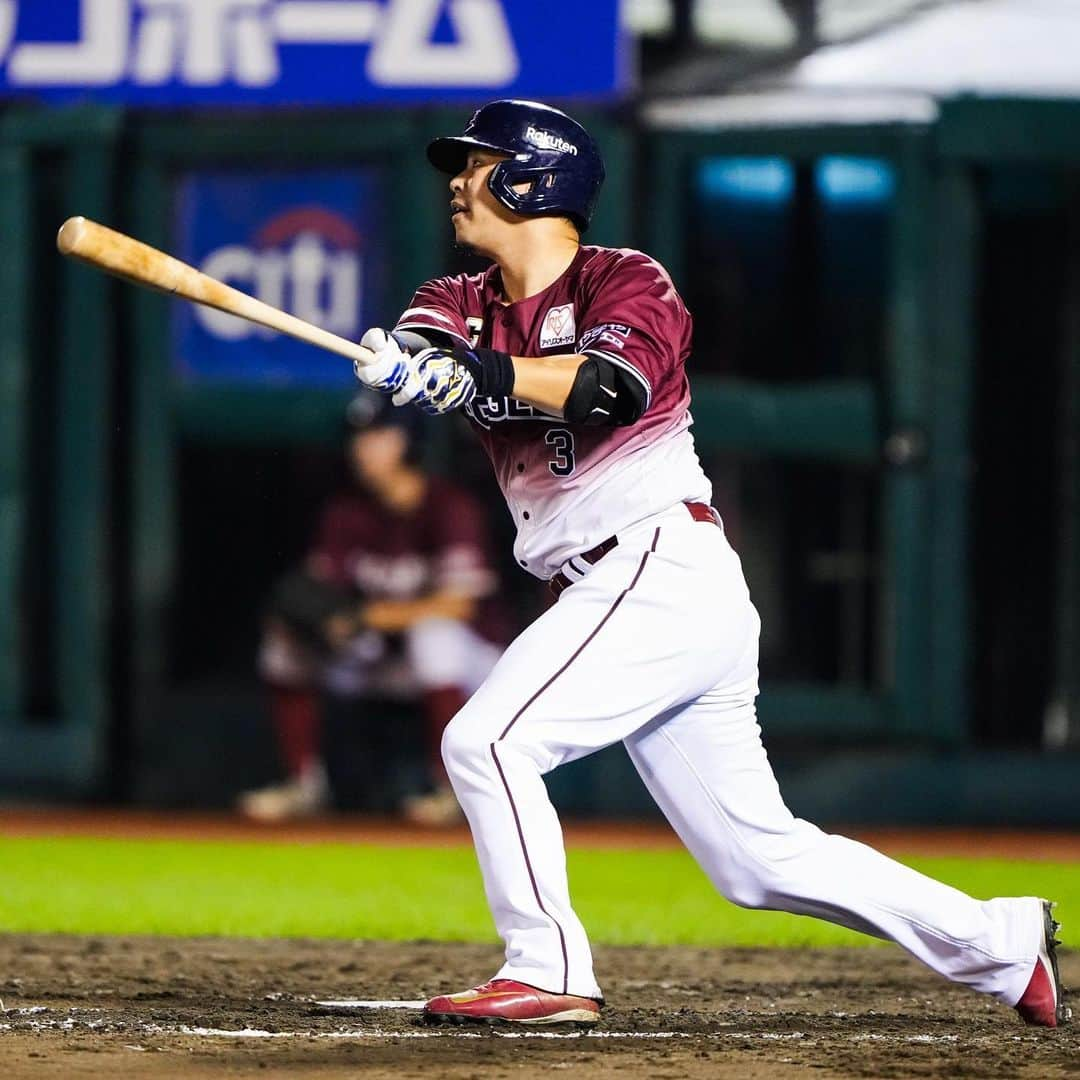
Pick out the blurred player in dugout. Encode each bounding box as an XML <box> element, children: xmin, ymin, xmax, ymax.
<box><xmin>238</xmin><ymin>393</ymin><xmax>506</xmax><ymax>825</ymax></box>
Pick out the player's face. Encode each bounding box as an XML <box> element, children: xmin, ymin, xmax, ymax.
<box><xmin>348</xmin><ymin>426</ymin><xmax>408</xmax><ymax>488</ymax></box>
<box><xmin>449</xmin><ymin>150</ymin><xmax>520</xmax><ymax>255</ymax></box>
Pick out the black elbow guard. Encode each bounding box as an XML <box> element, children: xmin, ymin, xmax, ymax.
<box><xmin>564</xmin><ymin>357</ymin><xmax>646</xmax><ymax>426</ymax></box>
<box><xmin>564</xmin><ymin>358</ymin><xmax>611</xmax><ymax>425</ymax></box>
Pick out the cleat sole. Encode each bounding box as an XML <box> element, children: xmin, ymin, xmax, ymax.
<box><xmin>1043</xmin><ymin>900</ymin><xmax>1071</xmax><ymax>1027</ymax></box>
<box><xmin>515</xmin><ymin>1008</ymin><xmax>600</xmax><ymax>1025</ymax></box>
<box><xmin>422</xmin><ymin>1008</ymin><xmax>599</xmax><ymax>1028</ymax></box>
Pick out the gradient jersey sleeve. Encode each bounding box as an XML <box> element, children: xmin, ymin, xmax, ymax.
<box><xmin>394</xmin><ymin>276</ymin><xmax>479</xmax><ymax>348</ymax></box>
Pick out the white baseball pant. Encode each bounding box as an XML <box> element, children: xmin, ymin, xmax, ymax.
<box><xmin>441</xmin><ymin>503</ymin><xmax>1042</xmax><ymax>1005</ymax></box>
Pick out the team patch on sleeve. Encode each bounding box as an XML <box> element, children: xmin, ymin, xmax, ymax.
<box><xmin>577</xmin><ymin>323</ymin><xmax>632</xmax><ymax>353</ymax></box>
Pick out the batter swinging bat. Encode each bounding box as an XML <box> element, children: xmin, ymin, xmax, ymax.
<box><xmin>56</xmin><ymin>215</ymin><xmax>416</xmax><ymax>392</ymax></box>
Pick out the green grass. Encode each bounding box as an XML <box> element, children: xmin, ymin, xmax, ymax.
<box><xmin>1</xmin><ymin>836</ymin><xmax>1076</xmax><ymax>947</ymax></box>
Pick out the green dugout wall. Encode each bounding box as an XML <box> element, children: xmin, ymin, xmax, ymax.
<box><xmin>643</xmin><ymin>119</ymin><xmax>958</xmax><ymax>744</ymax></box>
<box><xmin>0</xmin><ymin>108</ymin><xmax>119</xmax><ymax>791</ymax></box>
<box><xmin>0</xmin><ymin>100</ymin><xmax>1077</xmax><ymax>815</ymax></box>
<box><xmin>619</xmin><ymin>96</ymin><xmax>1080</xmax><ymax>822</ymax></box>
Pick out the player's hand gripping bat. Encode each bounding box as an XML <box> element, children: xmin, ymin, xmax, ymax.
<box><xmin>55</xmin><ymin>215</ymin><xmax>420</xmax><ymax>397</ymax></box>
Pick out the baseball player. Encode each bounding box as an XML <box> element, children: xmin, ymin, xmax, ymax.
<box><xmin>240</xmin><ymin>393</ymin><xmax>504</xmax><ymax>825</ymax></box>
<box><xmin>354</xmin><ymin>100</ymin><xmax>1068</xmax><ymax>1027</ymax></box>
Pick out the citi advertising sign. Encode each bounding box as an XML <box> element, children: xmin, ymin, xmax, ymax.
<box><xmin>173</xmin><ymin>171</ymin><xmax>386</xmax><ymax>387</ymax></box>
<box><xmin>0</xmin><ymin>0</ymin><xmax>627</xmax><ymax>105</ymax></box>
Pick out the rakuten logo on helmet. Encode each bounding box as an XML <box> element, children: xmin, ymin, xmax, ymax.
<box><xmin>525</xmin><ymin>126</ymin><xmax>578</xmax><ymax>155</ymax></box>
<box><xmin>195</xmin><ymin>207</ymin><xmax>362</xmax><ymax>342</ymax></box>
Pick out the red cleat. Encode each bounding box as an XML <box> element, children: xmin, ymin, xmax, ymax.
<box><xmin>423</xmin><ymin>978</ymin><xmax>600</xmax><ymax>1026</ymax></box>
<box><xmin>1015</xmin><ymin>901</ymin><xmax>1071</xmax><ymax>1027</ymax></box>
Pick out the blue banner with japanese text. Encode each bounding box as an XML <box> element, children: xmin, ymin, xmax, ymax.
<box><xmin>0</xmin><ymin>1</ymin><xmax>627</xmax><ymax>105</ymax></box>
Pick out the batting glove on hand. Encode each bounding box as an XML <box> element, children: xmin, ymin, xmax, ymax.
<box><xmin>356</xmin><ymin>328</ymin><xmax>414</xmax><ymax>396</ymax></box>
<box><xmin>394</xmin><ymin>346</ymin><xmax>477</xmax><ymax>415</ymax></box>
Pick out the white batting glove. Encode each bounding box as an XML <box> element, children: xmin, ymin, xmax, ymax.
<box><xmin>395</xmin><ymin>346</ymin><xmax>477</xmax><ymax>415</ymax></box>
<box><xmin>356</xmin><ymin>328</ymin><xmax>414</xmax><ymax>396</ymax></box>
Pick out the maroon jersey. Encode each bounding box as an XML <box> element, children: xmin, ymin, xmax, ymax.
<box><xmin>395</xmin><ymin>246</ymin><xmax>712</xmax><ymax>578</ymax></box>
<box><xmin>307</xmin><ymin>476</ymin><xmax>503</xmax><ymax>640</ymax></box>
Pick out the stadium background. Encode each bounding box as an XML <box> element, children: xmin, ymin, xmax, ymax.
<box><xmin>0</xmin><ymin>3</ymin><xmax>1078</xmax><ymax>1076</ymax></box>
<box><xmin>1</xmin><ymin>0</ymin><xmax>1078</xmax><ymax>822</ymax></box>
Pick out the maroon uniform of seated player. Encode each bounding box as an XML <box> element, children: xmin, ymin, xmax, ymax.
<box><xmin>240</xmin><ymin>394</ymin><xmax>504</xmax><ymax>825</ymax></box>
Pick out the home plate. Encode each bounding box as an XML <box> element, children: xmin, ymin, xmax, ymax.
<box><xmin>316</xmin><ymin>1000</ymin><xmax>426</xmax><ymax>1009</ymax></box>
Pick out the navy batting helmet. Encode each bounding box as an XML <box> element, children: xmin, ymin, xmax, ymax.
<box><xmin>427</xmin><ymin>100</ymin><xmax>605</xmax><ymax>232</ymax></box>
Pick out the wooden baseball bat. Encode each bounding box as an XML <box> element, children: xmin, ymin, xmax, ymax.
<box><xmin>56</xmin><ymin>215</ymin><xmax>399</xmax><ymax>378</ymax></box>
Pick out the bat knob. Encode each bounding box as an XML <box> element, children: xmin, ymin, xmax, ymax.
<box><xmin>57</xmin><ymin>216</ymin><xmax>88</xmax><ymax>255</ymax></box>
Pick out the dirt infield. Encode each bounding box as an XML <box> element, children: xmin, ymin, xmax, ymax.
<box><xmin>2</xmin><ymin>811</ymin><xmax>1077</xmax><ymax>1076</ymax></box>
<box><xmin>0</xmin><ymin>935</ymin><xmax>1075</xmax><ymax>1079</ymax></box>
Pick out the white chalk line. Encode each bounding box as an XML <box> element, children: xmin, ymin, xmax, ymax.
<box><xmin>184</xmin><ymin>1028</ymin><xmax>697</xmax><ymax>1040</ymax></box>
<box><xmin>0</xmin><ymin>1008</ymin><xmax>1037</xmax><ymax>1045</ymax></box>
<box><xmin>177</xmin><ymin>1029</ymin><xmax>978</xmax><ymax>1045</ymax></box>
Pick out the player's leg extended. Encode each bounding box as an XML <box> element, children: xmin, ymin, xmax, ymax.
<box><xmin>623</xmin><ymin>527</ymin><xmax>1047</xmax><ymax>1012</ymax></box>
<box><xmin>439</xmin><ymin>511</ymin><xmax>754</xmax><ymax>1000</ymax></box>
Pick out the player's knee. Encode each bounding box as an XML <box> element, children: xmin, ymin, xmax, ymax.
<box><xmin>716</xmin><ymin>875</ymin><xmax>773</xmax><ymax>910</ymax></box>
<box><xmin>711</xmin><ymin>854</ymin><xmax>787</xmax><ymax>909</ymax></box>
<box><xmin>712</xmin><ymin>828</ymin><xmax>814</xmax><ymax>909</ymax></box>
<box><xmin>440</xmin><ymin>710</ymin><xmax>488</xmax><ymax>779</ymax></box>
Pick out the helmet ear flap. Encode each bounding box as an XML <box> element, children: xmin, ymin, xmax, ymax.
<box><xmin>486</xmin><ymin>159</ymin><xmax>521</xmax><ymax>213</ymax></box>
<box><xmin>486</xmin><ymin>162</ymin><xmax>580</xmax><ymax>224</ymax></box>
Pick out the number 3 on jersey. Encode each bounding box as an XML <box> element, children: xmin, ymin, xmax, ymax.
<box><xmin>545</xmin><ymin>428</ymin><xmax>576</xmax><ymax>477</ymax></box>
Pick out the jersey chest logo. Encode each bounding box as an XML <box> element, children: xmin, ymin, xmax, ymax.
<box><xmin>539</xmin><ymin>303</ymin><xmax>575</xmax><ymax>350</ymax></box>
<box><xmin>465</xmin><ymin>396</ymin><xmax>562</xmax><ymax>430</ymax></box>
